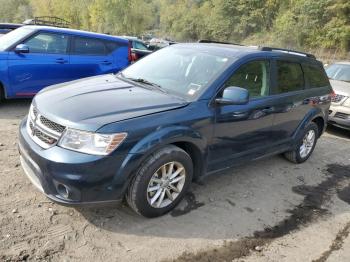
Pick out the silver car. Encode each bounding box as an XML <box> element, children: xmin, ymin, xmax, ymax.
<box><xmin>327</xmin><ymin>62</ymin><xmax>350</xmax><ymax>130</ymax></box>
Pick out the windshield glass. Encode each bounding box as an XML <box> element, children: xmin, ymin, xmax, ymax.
<box><xmin>0</xmin><ymin>27</ymin><xmax>34</xmax><ymax>51</ymax></box>
<box><xmin>326</xmin><ymin>63</ymin><xmax>350</xmax><ymax>82</ymax></box>
<box><xmin>120</xmin><ymin>46</ymin><xmax>232</xmax><ymax>100</ymax></box>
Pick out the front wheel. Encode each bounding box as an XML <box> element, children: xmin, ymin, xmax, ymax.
<box><xmin>126</xmin><ymin>145</ymin><xmax>193</xmax><ymax>217</ymax></box>
<box><xmin>284</xmin><ymin>122</ymin><xmax>319</xmax><ymax>163</ymax></box>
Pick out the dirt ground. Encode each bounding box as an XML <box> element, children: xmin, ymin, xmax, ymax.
<box><xmin>1</xmin><ymin>99</ymin><xmax>350</xmax><ymax>262</ymax></box>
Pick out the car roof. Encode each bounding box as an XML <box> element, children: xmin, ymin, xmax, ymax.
<box><xmin>22</xmin><ymin>25</ymin><xmax>128</xmax><ymax>43</ymax></box>
<box><xmin>174</xmin><ymin>43</ymin><xmax>320</xmax><ymax>64</ymax></box>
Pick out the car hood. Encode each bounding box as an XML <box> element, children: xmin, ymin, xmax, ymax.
<box><xmin>330</xmin><ymin>79</ymin><xmax>350</xmax><ymax>96</ymax></box>
<box><xmin>33</xmin><ymin>74</ymin><xmax>189</xmax><ymax>131</ymax></box>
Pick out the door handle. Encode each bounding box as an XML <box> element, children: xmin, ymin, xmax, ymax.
<box><xmin>101</xmin><ymin>60</ymin><xmax>112</xmax><ymax>65</ymax></box>
<box><xmin>55</xmin><ymin>58</ymin><xmax>68</xmax><ymax>64</ymax></box>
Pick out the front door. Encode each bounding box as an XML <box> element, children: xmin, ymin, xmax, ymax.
<box><xmin>8</xmin><ymin>31</ymin><xmax>70</xmax><ymax>96</ymax></box>
<box><xmin>208</xmin><ymin>59</ymin><xmax>276</xmax><ymax>172</ymax></box>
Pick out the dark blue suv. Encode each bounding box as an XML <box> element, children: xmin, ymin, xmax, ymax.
<box><xmin>0</xmin><ymin>26</ymin><xmax>130</xmax><ymax>100</ymax></box>
<box><xmin>18</xmin><ymin>42</ymin><xmax>332</xmax><ymax>217</ymax></box>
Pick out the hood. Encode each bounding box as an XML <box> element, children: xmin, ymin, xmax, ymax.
<box><xmin>330</xmin><ymin>79</ymin><xmax>350</xmax><ymax>96</ymax></box>
<box><xmin>33</xmin><ymin>74</ymin><xmax>188</xmax><ymax>131</ymax></box>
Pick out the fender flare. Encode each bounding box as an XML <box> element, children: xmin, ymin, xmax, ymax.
<box><xmin>111</xmin><ymin>126</ymin><xmax>208</xmax><ymax>194</ymax></box>
<box><xmin>292</xmin><ymin>107</ymin><xmax>325</xmax><ymax>146</ymax></box>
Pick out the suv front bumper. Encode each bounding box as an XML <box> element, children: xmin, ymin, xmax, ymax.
<box><xmin>18</xmin><ymin>117</ymin><xmax>136</xmax><ymax>206</ymax></box>
<box><xmin>329</xmin><ymin>104</ymin><xmax>350</xmax><ymax>130</ymax></box>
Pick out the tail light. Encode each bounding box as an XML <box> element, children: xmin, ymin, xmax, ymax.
<box><xmin>128</xmin><ymin>41</ymin><xmax>138</xmax><ymax>63</ymax></box>
<box><xmin>330</xmin><ymin>89</ymin><xmax>336</xmax><ymax>99</ymax></box>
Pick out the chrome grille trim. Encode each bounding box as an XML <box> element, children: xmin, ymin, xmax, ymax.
<box><xmin>27</xmin><ymin>105</ymin><xmax>66</xmax><ymax>149</ymax></box>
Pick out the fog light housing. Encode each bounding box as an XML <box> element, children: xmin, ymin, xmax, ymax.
<box><xmin>56</xmin><ymin>183</ymin><xmax>70</xmax><ymax>199</ymax></box>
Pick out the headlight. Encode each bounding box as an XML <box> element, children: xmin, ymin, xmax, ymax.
<box><xmin>58</xmin><ymin>128</ymin><xmax>127</xmax><ymax>155</ymax></box>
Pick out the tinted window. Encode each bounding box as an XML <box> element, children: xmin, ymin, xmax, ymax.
<box><xmin>225</xmin><ymin>60</ymin><xmax>270</xmax><ymax>97</ymax></box>
<box><xmin>105</xmin><ymin>41</ymin><xmax>121</xmax><ymax>53</ymax></box>
<box><xmin>134</xmin><ymin>41</ymin><xmax>148</xmax><ymax>50</ymax></box>
<box><xmin>304</xmin><ymin>64</ymin><xmax>329</xmax><ymax>88</ymax></box>
<box><xmin>24</xmin><ymin>32</ymin><xmax>68</xmax><ymax>54</ymax></box>
<box><xmin>72</xmin><ymin>37</ymin><xmax>106</xmax><ymax>55</ymax></box>
<box><xmin>276</xmin><ymin>61</ymin><xmax>304</xmax><ymax>93</ymax></box>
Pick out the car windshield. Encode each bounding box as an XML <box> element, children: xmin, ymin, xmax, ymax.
<box><xmin>326</xmin><ymin>63</ymin><xmax>350</xmax><ymax>83</ymax></box>
<box><xmin>0</xmin><ymin>27</ymin><xmax>34</xmax><ymax>51</ymax></box>
<box><xmin>120</xmin><ymin>46</ymin><xmax>232</xmax><ymax>100</ymax></box>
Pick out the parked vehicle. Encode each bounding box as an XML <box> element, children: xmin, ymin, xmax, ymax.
<box><xmin>122</xmin><ymin>36</ymin><xmax>153</xmax><ymax>62</ymax></box>
<box><xmin>0</xmin><ymin>23</ymin><xmax>23</xmax><ymax>36</ymax></box>
<box><xmin>326</xmin><ymin>62</ymin><xmax>350</xmax><ymax>130</ymax></box>
<box><xmin>0</xmin><ymin>17</ymin><xmax>70</xmax><ymax>37</ymax></box>
<box><xmin>19</xmin><ymin>42</ymin><xmax>332</xmax><ymax>217</ymax></box>
<box><xmin>0</xmin><ymin>26</ymin><xmax>130</xmax><ymax>101</ymax></box>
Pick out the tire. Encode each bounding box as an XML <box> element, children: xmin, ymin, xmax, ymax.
<box><xmin>126</xmin><ymin>145</ymin><xmax>193</xmax><ymax>217</ymax></box>
<box><xmin>0</xmin><ymin>85</ymin><xmax>4</xmax><ymax>102</ymax></box>
<box><xmin>284</xmin><ymin>122</ymin><xmax>319</xmax><ymax>164</ymax></box>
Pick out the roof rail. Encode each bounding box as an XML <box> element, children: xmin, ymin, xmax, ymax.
<box><xmin>23</xmin><ymin>16</ymin><xmax>71</xmax><ymax>28</ymax></box>
<box><xmin>259</xmin><ymin>46</ymin><xmax>316</xmax><ymax>59</ymax></box>
<box><xmin>198</xmin><ymin>39</ymin><xmax>243</xmax><ymax>46</ymax></box>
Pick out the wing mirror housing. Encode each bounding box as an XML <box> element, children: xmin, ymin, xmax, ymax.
<box><xmin>15</xmin><ymin>44</ymin><xmax>29</xmax><ymax>54</ymax></box>
<box><xmin>215</xmin><ymin>86</ymin><xmax>249</xmax><ymax>105</ymax></box>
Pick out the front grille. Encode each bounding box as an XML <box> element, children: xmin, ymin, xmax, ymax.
<box><xmin>27</xmin><ymin>106</ymin><xmax>65</xmax><ymax>149</ymax></box>
<box><xmin>39</xmin><ymin>115</ymin><xmax>65</xmax><ymax>134</ymax></box>
<box><xmin>332</xmin><ymin>94</ymin><xmax>346</xmax><ymax>103</ymax></box>
<box><xmin>334</xmin><ymin>112</ymin><xmax>349</xmax><ymax>119</ymax></box>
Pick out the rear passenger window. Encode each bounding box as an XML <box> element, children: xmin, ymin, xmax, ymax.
<box><xmin>303</xmin><ymin>64</ymin><xmax>329</xmax><ymax>88</ymax></box>
<box><xmin>104</xmin><ymin>41</ymin><xmax>121</xmax><ymax>54</ymax></box>
<box><xmin>225</xmin><ymin>60</ymin><xmax>270</xmax><ymax>98</ymax></box>
<box><xmin>72</xmin><ymin>37</ymin><xmax>106</xmax><ymax>55</ymax></box>
<box><xmin>276</xmin><ymin>61</ymin><xmax>304</xmax><ymax>93</ymax></box>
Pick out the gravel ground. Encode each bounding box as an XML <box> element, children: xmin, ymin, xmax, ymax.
<box><xmin>1</xmin><ymin>99</ymin><xmax>350</xmax><ymax>262</ymax></box>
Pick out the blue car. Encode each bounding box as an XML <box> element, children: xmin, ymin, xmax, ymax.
<box><xmin>19</xmin><ymin>42</ymin><xmax>332</xmax><ymax>217</ymax></box>
<box><xmin>0</xmin><ymin>26</ymin><xmax>130</xmax><ymax>100</ymax></box>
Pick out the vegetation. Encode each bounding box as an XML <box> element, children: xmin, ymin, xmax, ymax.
<box><xmin>0</xmin><ymin>0</ymin><xmax>349</xmax><ymax>52</ymax></box>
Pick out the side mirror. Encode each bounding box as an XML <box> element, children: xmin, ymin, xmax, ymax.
<box><xmin>215</xmin><ymin>86</ymin><xmax>249</xmax><ymax>105</ymax></box>
<box><xmin>15</xmin><ymin>44</ymin><xmax>29</xmax><ymax>54</ymax></box>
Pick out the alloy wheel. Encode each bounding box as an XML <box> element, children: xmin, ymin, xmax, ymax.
<box><xmin>146</xmin><ymin>161</ymin><xmax>186</xmax><ymax>208</ymax></box>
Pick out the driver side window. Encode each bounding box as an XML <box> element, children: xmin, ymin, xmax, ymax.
<box><xmin>225</xmin><ymin>60</ymin><xmax>270</xmax><ymax>98</ymax></box>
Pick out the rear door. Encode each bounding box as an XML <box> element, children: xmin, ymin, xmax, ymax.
<box><xmin>69</xmin><ymin>36</ymin><xmax>120</xmax><ymax>79</ymax></box>
<box><xmin>268</xmin><ymin>59</ymin><xmax>310</xmax><ymax>143</ymax></box>
<box><xmin>7</xmin><ymin>31</ymin><xmax>70</xmax><ymax>96</ymax></box>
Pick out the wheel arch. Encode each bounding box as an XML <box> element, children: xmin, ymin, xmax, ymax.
<box><xmin>311</xmin><ymin>116</ymin><xmax>325</xmax><ymax>137</ymax></box>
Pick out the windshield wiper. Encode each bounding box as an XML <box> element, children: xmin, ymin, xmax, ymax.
<box><xmin>118</xmin><ymin>73</ymin><xmax>167</xmax><ymax>93</ymax></box>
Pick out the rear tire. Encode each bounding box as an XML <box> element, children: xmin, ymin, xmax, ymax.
<box><xmin>0</xmin><ymin>85</ymin><xmax>4</xmax><ymax>102</ymax></box>
<box><xmin>126</xmin><ymin>145</ymin><xmax>193</xmax><ymax>217</ymax></box>
<box><xmin>284</xmin><ymin>122</ymin><xmax>319</xmax><ymax>163</ymax></box>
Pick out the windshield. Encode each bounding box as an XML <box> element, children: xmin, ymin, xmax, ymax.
<box><xmin>0</xmin><ymin>27</ymin><xmax>34</xmax><ymax>51</ymax></box>
<box><xmin>326</xmin><ymin>63</ymin><xmax>350</xmax><ymax>83</ymax></box>
<box><xmin>120</xmin><ymin>46</ymin><xmax>232</xmax><ymax>100</ymax></box>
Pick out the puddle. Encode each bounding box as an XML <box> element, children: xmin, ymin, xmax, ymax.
<box><xmin>171</xmin><ymin>163</ymin><xmax>350</xmax><ymax>261</ymax></box>
<box><xmin>170</xmin><ymin>192</ymin><xmax>204</xmax><ymax>217</ymax></box>
<box><xmin>337</xmin><ymin>184</ymin><xmax>350</xmax><ymax>205</ymax></box>
<box><xmin>255</xmin><ymin>163</ymin><xmax>350</xmax><ymax>239</ymax></box>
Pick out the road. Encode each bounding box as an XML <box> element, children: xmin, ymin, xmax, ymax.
<box><xmin>0</xmin><ymin>100</ymin><xmax>350</xmax><ymax>261</ymax></box>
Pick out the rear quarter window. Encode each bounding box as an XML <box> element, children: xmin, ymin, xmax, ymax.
<box><xmin>72</xmin><ymin>36</ymin><xmax>106</xmax><ymax>56</ymax></box>
<box><xmin>303</xmin><ymin>64</ymin><xmax>329</xmax><ymax>88</ymax></box>
<box><xmin>275</xmin><ymin>61</ymin><xmax>304</xmax><ymax>94</ymax></box>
